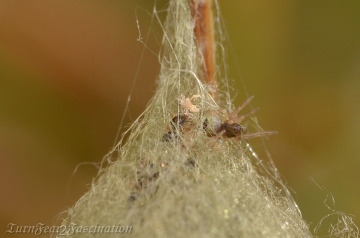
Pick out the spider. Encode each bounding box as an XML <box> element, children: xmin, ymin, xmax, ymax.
<box><xmin>162</xmin><ymin>95</ymin><xmax>199</xmax><ymax>142</ymax></box>
<box><xmin>162</xmin><ymin>114</ymin><xmax>192</xmax><ymax>142</ymax></box>
<box><xmin>129</xmin><ymin>157</ymin><xmax>196</xmax><ymax>202</ymax></box>
<box><xmin>203</xmin><ymin>96</ymin><xmax>277</xmax><ymax>139</ymax></box>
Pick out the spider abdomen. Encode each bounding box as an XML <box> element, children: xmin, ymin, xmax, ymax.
<box><xmin>223</xmin><ymin>122</ymin><xmax>246</xmax><ymax>137</ymax></box>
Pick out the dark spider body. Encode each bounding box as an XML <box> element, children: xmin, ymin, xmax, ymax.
<box><xmin>162</xmin><ymin>114</ymin><xmax>191</xmax><ymax>142</ymax></box>
<box><xmin>203</xmin><ymin>118</ymin><xmax>247</xmax><ymax>138</ymax></box>
<box><xmin>222</xmin><ymin>121</ymin><xmax>247</xmax><ymax>138</ymax></box>
<box><xmin>171</xmin><ymin>114</ymin><xmax>188</xmax><ymax>130</ymax></box>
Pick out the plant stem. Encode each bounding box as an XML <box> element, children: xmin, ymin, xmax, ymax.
<box><xmin>190</xmin><ymin>0</ymin><xmax>218</xmax><ymax>101</ymax></box>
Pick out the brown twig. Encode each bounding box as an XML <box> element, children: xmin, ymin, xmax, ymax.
<box><xmin>190</xmin><ymin>0</ymin><xmax>218</xmax><ymax>101</ymax></box>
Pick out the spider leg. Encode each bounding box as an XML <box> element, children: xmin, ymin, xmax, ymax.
<box><xmin>241</xmin><ymin>131</ymin><xmax>277</xmax><ymax>140</ymax></box>
<box><xmin>228</xmin><ymin>95</ymin><xmax>254</xmax><ymax>119</ymax></box>
<box><xmin>235</xmin><ymin>107</ymin><xmax>259</xmax><ymax>123</ymax></box>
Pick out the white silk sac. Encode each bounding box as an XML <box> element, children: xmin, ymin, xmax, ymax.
<box><xmin>58</xmin><ymin>1</ymin><xmax>358</xmax><ymax>238</ymax></box>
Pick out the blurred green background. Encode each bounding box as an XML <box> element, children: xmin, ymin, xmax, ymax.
<box><xmin>1</xmin><ymin>0</ymin><xmax>359</xmax><ymax>236</ymax></box>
